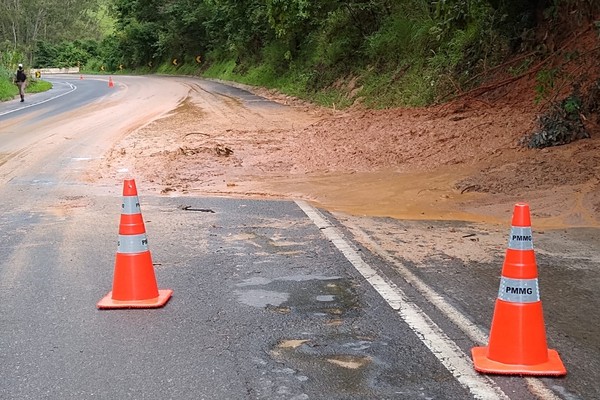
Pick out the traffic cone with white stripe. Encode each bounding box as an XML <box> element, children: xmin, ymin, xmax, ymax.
<box><xmin>471</xmin><ymin>203</ymin><xmax>566</xmax><ymax>375</ymax></box>
<box><xmin>108</xmin><ymin>76</ymin><xmax>114</xmax><ymax>88</ymax></box>
<box><xmin>97</xmin><ymin>179</ymin><xmax>173</xmax><ymax>309</ymax></box>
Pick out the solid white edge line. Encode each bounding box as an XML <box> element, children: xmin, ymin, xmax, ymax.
<box><xmin>345</xmin><ymin>219</ymin><xmax>489</xmax><ymax>343</ymax></box>
<box><xmin>342</xmin><ymin>219</ymin><xmax>563</xmax><ymax>400</ymax></box>
<box><xmin>0</xmin><ymin>81</ymin><xmax>77</xmax><ymax>117</ymax></box>
<box><xmin>296</xmin><ymin>200</ymin><xmax>509</xmax><ymax>400</ymax></box>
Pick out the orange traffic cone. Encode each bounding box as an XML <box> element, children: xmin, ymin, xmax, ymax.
<box><xmin>108</xmin><ymin>76</ymin><xmax>114</xmax><ymax>88</ymax></box>
<box><xmin>97</xmin><ymin>179</ymin><xmax>173</xmax><ymax>309</ymax></box>
<box><xmin>80</xmin><ymin>75</ymin><xmax>83</xmax><ymax>80</ymax></box>
<box><xmin>472</xmin><ymin>203</ymin><xmax>566</xmax><ymax>375</ymax></box>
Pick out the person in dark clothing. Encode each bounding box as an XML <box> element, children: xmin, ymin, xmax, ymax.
<box><xmin>15</xmin><ymin>64</ymin><xmax>27</xmax><ymax>102</ymax></box>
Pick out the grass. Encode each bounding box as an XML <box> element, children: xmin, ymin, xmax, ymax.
<box><xmin>0</xmin><ymin>78</ymin><xmax>53</xmax><ymax>101</ymax></box>
<box><xmin>27</xmin><ymin>79</ymin><xmax>53</xmax><ymax>94</ymax></box>
<box><xmin>0</xmin><ymin>79</ymin><xmax>16</xmax><ymax>101</ymax></box>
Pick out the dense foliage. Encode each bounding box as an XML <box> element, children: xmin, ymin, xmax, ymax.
<box><xmin>1</xmin><ymin>0</ymin><xmax>599</xmax><ymax>108</ymax></box>
<box><xmin>106</xmin><ymin>0</ymin><xmax>600</xmax><ymax>106</ymax></box>
<box><xmin>0</xmin><ymin>0</ymin><xmax>108</xmax><ymax>62</ymax></box>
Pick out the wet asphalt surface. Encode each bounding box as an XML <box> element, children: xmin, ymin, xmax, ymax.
<box><xmin>0</xmin><ymin>191</ymin><xmax>472</xmax><ymax>399</ymax></box>
<box><xmin>1</xmin><ymin>187</ymin><xmax>597</xmax><ymax>399</ymax></box>
<box><xmin>339</xmin><ymin>217</ymin><xmax>600</xmax><ymax>400</ymax></box>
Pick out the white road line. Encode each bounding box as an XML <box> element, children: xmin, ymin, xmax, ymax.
<box><xmin>347</xmin><ymin>221</ymin><xmax>489</xmax><ymax>341</ymax></box>
<box><xmin>0</xmin><ymin>82</ymin><xmax>77</xmax><ymax>117</ymax></box>
<box><xmin>296</xmin><ymin>200</ymin><xmax>509</xmax><ymax>400</ymax></box>
<box><xmin>342</xmin><ymin>219</ymin><xmax>563</xmax><ymax>400</ymax></box>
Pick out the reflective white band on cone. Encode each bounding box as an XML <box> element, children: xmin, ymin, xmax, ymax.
<box><xmin>118</xmin><ymin>234</ymin><xmax>149</xmax><ymax>253</ymax></box>
<box><xmin>508</xmin><ymin>226</ymin><xmax>533</xmax><ymax>250</ymax></box>
<box><xmin>121</xmin><ymin>196</ymin><xmax>141</xmax><ymax>215</ymax></box>
<box><xmin>497</xmin><ymin>277</ymin><xmax>540</xmax><ymax>303</ymax></box>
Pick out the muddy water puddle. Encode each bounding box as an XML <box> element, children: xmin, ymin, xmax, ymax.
<box><xmin>235</xmin><ymin>275</ymin><xmax>407</xmax><ymax>395</ymax></box>
<box><xmin>253</xmin><ymin>168</ymin><xmax>503</xmax><ymax>223</ymax></box>
<box><xmin>236</xmin><ymin>166</ymin><xmax>597</xmax><ymax>228</ymax></box>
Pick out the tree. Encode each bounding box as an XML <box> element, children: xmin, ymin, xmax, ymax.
<box><xmin>0</xmin><ymin>0</ymin><xmax>104</xmax><ymax>63</ymax></box>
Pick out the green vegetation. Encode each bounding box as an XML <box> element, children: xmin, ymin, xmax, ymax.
<box><xmin>527</xmin><ymin>97</ymin><xmax>588</xmax><ymax>148</ymax></box>
<box><xmin>0</xmin><ymin>65</ymin><xmax>52</xmax><ymax>101</ymax></box>
<box><xmin>0</xmin><ymin>76</ymin><xmax>16</xmax><ymax>101</ymax></box>
<box><xmin>27</xmin><ymin>79</ymin><xmax>53</xmax><ymax>94</ymax></box>
<box><xmin>527</xmin><ymin>82</ymin><xmax>599</xmax><ymax>148</ymax></box>
<box><xmin>94</xmin><ymin>0</ymin><xmax>597</xmax><ymax>108</ymax></box>
<box><xmin>1</xmin><ymin>0</ymin><xmax>599</xmax><ymax>112</ymax></box>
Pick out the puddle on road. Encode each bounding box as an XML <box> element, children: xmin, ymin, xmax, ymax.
<box><xmin>236</xmin><ymin>275</ymin><xmax>377</xmax><ymax>393</ymax></box>
<box><xmin>326</xmin><ymin>355</ymin><xmax>372</xmax><ymax>369</ymax></box>
<box><xmin>250</xmin><ymin>166</ymin><xmax>600</xmax><ymax>228</ymax></box>
<box><xmin>237</xmin><ymin>276</ymin><xmax>449</xmax><ymax>396</ymax></box>
<box><xmin>259</xmin><ymin>167</ymin><xmax>497</xmax><ymax>223</ymax></box>
<box><xmin>237</xmin><ymin>275</ymin><xmax>341</xmax><ymax>287</ymax></box>
<box><xmin>278</xmin><ymin>339</ymin><xmax>309</xmax><ymax>349</ymax></box>
<box><xmin>236</xmin><ymin>289</ymin><xmax>290</xmax><ymax>308</ymax></box>
<box><xmin>270</xmin><ymin>336</ymin><xmax>376</xmax><ymax>396</ymax></box>
<box><xmin>224</xmin><ymin>231</ymin><xmax>309</xmax><ymax>255</ymax></box>
<box><xmin>235</xmin><ymin>275</ymin><xmax>359</xmax><ymax>318</ymax></box>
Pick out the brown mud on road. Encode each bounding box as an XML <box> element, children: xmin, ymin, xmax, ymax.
<box><xmin>89</xmin><ymin>77</ymin><xmax>600</xmax><ymax>230</ymax></box>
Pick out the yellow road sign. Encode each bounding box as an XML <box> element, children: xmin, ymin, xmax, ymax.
<box><xmin>195</xmin><ymin>55</ymin><xmax>202</xmax><ymax>64</ymax></box>
<box><xmin>172</xmin><ymin>58</ymin><xmax>178</xmax><ymax>66</ymax></box>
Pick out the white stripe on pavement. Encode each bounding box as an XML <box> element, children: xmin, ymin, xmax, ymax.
<box><xmin>296</xmin><ymin>200</ymin><xmax>509</xmax><ymax>400</ymax></box>
<box><xmin>342</xmin><ymin>219</ymin><xmax>563</xmax><ymax>400</ymax></box>
<box><xmin>0</xmin><ymin>82</ymin><xmax>77</xmax><ymax>117</ymax></box>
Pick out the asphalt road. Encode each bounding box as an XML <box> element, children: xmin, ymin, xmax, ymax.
<box><xmin>0</xmin><ymin>76</ymin><xmax>111</xmax><ymax>120</ymax></box>
<box><xmin>0</xmin><ymin>75</ymin><xmax>598</xmax><ymax>399</ymax></box>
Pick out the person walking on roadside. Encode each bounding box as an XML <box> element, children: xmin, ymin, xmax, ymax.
<box><xmin>15</xmin><ymin>64</ymin><xmax>27</xmax><ymax>102</ymax></box>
